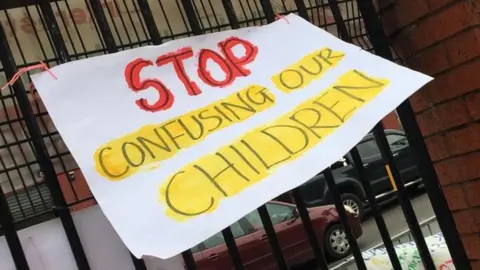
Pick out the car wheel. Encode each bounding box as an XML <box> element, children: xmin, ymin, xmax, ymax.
<box><xmin>341</xmin><ymin>193</ymin><xmax>365</xmax><ymax>220</ymax></box>
<box><xmin>324</xmin><ymin>224</ymin><xmax>351</xmax><ymax>260</ymax></box>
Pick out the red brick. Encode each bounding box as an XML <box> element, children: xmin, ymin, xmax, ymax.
<box><xmin>425</xmin><ymin>134</ymin><xmax>450</xmax><ymax>161</ymax></box>
<box><xmin>462</xmin><ymin>234</ymin><xmax>480</xmax><ymax>260</ymax></box>
<box><xmin>466</xmin><ymin>91</ymin><xmax>480</xmax><ymax>120</ymax></box>
<box><xmin>382</xmin><ymin>8</ymin><xmax>401</xmax><ymax>35</ymax></box>
<box><xmin>425</xmin><ymin>72</ymin><xmax>453</xmax><ymax>104</ymax></box>
<box><xmin>465</xmin><ymin>179</ymin><xmax>480</xmax><ymax>207</ymax></box>
<box><xmin>446</xmin><ymin>59</ymin><xmax>480</xmax><ymax>98</ymax></box>
<box><xmin>416</xmin><ymin>108</ymin><xmax>442</xmax><ymax>136</ymax></box>
<box><xmin>434</xmin><ymin>152</ymin><xmax>480</xmax><ymax>184</ymax></box>
<box><xmin>390</xmin><ymin>26</ymin><xmax>417</xmax><ymax>58</ymax></box>
<box><xmin>445</xmin><ymin>123</ymin><xmax>480</xmax><ymax>155</ymax></box>
<box><xmin>473</xmin><ymin>207</ymin><xmax>480</xmax><ymax>226</ymax></box>
<box><xmin>453</xmin><ymin>209</ymin><xmax>479</xmax><ymax>234</ymax></box>
<box><xmin>435</xmin><ymin>97</ymin><xmax>472</xmax><ymax>130</ymax></box>
<box><xmin>472</xmin><ymin>260</ymin><xmax>480</xmax><ymax>270</ymax></box>
<box><xmin>392</xmin><ymin>0</ymin><xmax>429</xmax><ymax>29</ymax></box>
<box><xmin>410</xmin><ymin>89</ymin><xmax>432</xmax><ymax>112</ymax></box>
<box><xmin>443</xmin><ymin>184</ymin><xmax>469</xmax><ymax>210</ymax></box>
<box><xmin>411</xmin><ymin>2</ymin><xmax>480</xmax><ymax>51</ymax></box>
<box><xmin>445</xmin><ymin>28</ymin><xmax>480</xmax><ymax>66</ymax></box>
<box><xmin>434</xmin><ymin>161</ymin><xmax>453</xmax><ymax>185</ymax></box>
<box><xmin>426</xmin><ymin>0</ymin><xmax>450</xmax><ymax>11</ymax></box>
<box><xmin>406</xmin><ymin>44</ymin><xmax>450</xmax><ymax>75</ymax></box>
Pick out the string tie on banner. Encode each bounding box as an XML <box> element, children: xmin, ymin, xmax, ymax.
<box><xmin>1</xmin><ymin>61</ymin><xmax>57</xmax><ymax>91</ymax></box>
<box><xmin>275</xmin><ymin>14</ymin><xmax>290</xmax><ymax>24</ymax></box>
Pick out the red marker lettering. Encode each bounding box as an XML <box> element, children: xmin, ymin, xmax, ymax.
<box><xmin>197</xmin><ymin>49</ymin><xmax>234</xmax><ymax>87</ymax></box>
<box><xmin>219</xmin><ymin>37</ymin><xmax>258</xmax><ymax>76</ymax></box>
<box><xmin>124</xmin><ymin>37</ymin><xmax>259</xmax><ymax>112</ymax></box>
<box><xmin>124</xmin><ymin>58</ymin><xmax>174</xmax><ymax>112</ymax></box>
<box><xmin>156</xmin><ymin>47</ymin><xmax>202</xmax><ymax>96</ymax></box>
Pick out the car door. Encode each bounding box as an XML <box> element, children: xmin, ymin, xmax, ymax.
<box><xmin>356</xmin><ymin>138</ymin><xmax>391</xmax><ymax>194</ymax></box>
<box><xmin>243</xmin><ymin>203</ymin><xmax>311</xmax><ymax>269</ymax></box>
<box><xmin>195</xmin><ymin>221</ymin><xmax>257</xmax><ymax>270</ymax></box>
<box><xmin>386</xmin><ymin>133</ymin><xmax>418</xmax><ymax>182</ymax></box>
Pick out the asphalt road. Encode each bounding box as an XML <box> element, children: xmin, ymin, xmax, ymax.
<box><xmin>356</xmin><ymin>189</ymin><xmax>435</xmax><ymax>251</ymax></box>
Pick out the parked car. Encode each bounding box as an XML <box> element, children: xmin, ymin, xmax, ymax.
<box><xmin>190</xmin><ymin>201</ymin><xmax>362</xmax><ymax>270</ymax></box>
<box><xmin>279</xmin><ymin>129</ymin><xmax>422</xmax><ymax>220</ymax></box>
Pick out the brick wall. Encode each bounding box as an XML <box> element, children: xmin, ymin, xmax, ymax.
<box><xmin>380</xmin><ymin>0</ymin><xmax>480</xmax><ymax>267</ymax></box>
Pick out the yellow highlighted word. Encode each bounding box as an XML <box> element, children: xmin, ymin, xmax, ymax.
<box><xmin>271</xmin><ymin>47</ymin><xmax>345</xmax><ymax>93</ymax></box>
<box><xmin>159</xmin><ymin>70</ymin><xmax>390</xmax><ymax>221</ymax></box>
<box><xmin>94</xmin><ymin>85</ymin><xmax>275</xmax><ymax>180</ymax></box>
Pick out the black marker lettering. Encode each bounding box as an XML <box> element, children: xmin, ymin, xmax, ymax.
<box><xmin>178</xmin><ymin>116</ymin><xmax>204</xmax><ymax>140</ymax></box>
<box><xmin>164</xmin><ymin>171</ymin><xmax>215</xmax><ymax>216</ymax></box>
<box><xmin>278</xmin><ymin>69</ymin><xmax>304</xmax><ymax>90</ymax></box>
<box><xmin>220</xmin><ymin>93</ymin><xmax>256</xmax><ymax>120</ymax></box>
<box><xmin>121</xmin><ymin>142</ymin><xmax>146</xmax><ymax>167</ymax></box>
<box><xmin>289</xmin><ymin>108</ymin><xmax>339</xmax><ymax>139</ymax></box>
<box><xmin>136</xmin><ymin>130</ymin><xmax>172</xmax><ymax>159</ymax></box>
<box><xmin>97</xmin><ymin>147</ymin><xmax>130</xmax><ymax>178</ymax></box>
<box><xmin>245</xmin><ymin>86</ymin><xmax>274</xmax><ymax>105</ymax></box>
<box><xmin>161</xmin><ymin>120</ymin><xmax>185</xmax><ymax>150</ymax></box>
<box><xmin>198</xmin><ymin>109</ymin><xmax>223</xmax><ymax>132</ymax></box>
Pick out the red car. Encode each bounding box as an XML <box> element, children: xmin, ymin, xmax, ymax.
<box><xmin>190</xmin><ymin>201</ymin><xmax>363</xmax><ymax>269</ymax></box>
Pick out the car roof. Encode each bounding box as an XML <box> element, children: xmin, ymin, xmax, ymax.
<box><xmin>360</xmin><ymin>129</ymin><xmax>405</xmax><ymax>143</ymax></box>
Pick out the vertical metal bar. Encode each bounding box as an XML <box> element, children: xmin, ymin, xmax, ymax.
<box><xmin>291</xmin><ymin>189</ymin><xmax>329</xmax><ymax>269</ymax></box>
<box><xmin>221</xmin><ymin>227</ymin><xmax>244</xmax><ymax>270</ymax></box>
<box><xmin>349</xmin><ymin>148</ymin><xmax>402</xmax><ymax>270</ymax></box>
<box><xmin>88</xmin><ymin>0</ymin><xmax>118</xmax><ymax>53</ymax></box>
<box><xmin>221</xmin><ymin>0</ymin><xmax>240</xmax><ymax>29</ymax></box>
<box><xmin>130</xmin><ymin>253</ymin><xmax>147</xmax><ymax>270</ymax></box>
<box><xmin>257</xmin><ymin>205</ymin><xmax>288</xmax><ymax>270</ymax></box>
<box><xmin>372</xmin><ymin>124</ymin><xmax>436</xmax><ymax>269</ymax></box>
<box><xmin>180</xmin><ymin>0</ymin><xmax>203</xmax><ymax>35</ymax></box>
<box><xmin>0</xmin><ymin>185</ymin><xmax>29</xmax><ymax>270</ymax></box>
<box><xmin>327</xmin><ymin>0</ymin><xmax>350</xmax><ymax>40</ymax></box>
<box><xmin>294</xmin><ymin>0</ymin><xmax>309</xmax><ymax>21</ymax></box>
<box><xmin>40</xmin><ymin>2</ymin><xmax>143</xmax><ymax>268</ymax></box>
<box><xmin>326</xmin><ymin>2</ymin><xmax>409</xmax><ymax>268</ymax></box>
<box><xmin>259</xmin><ymin>0</ymin><xmax>276</xmax><ymax>23</ymax></box>
<box><xmin>182</xmin><ymin>250</ymin><xmax>197</xmax><ymax>270</ymax></box>
<box><xmin>38</xmin><ymin>0</ymin><xmax>70</xmax><ymax>62</ymax></box>
<box><xmin>323</xmin><ymin>168</ymin><xmax>367</xmax><ymax>270</ymax></box>
<box><xmin>0</xmin><ymin>25</ymin><xmax>91</xmax><ymax>270</ymax></box>
<box><xmin>136</xmin><ymin>0</ymin><xmax>163</xmax><ymax>45</ymax></box>
<box><xmin>356</xmin><ymin>1</ymin><xmax>471</xmax><ymax>269</ymax></box>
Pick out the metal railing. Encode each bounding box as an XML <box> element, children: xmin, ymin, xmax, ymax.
<box><xmin>331</xmin><ymin>216</ymin><xmax>440</xmax><ymax>270</ymax></box>
<box><xmin>0</xmin><ymin>0</ymin><xmax>471</xmax><ymax>270</ymax></box>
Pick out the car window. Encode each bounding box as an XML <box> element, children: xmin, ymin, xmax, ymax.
<box><xmin>357</xmin><ymin>139</ymin><xmax>380</xmax><ymax>159</ymax></box>
<box><xmin>244</xmin><ymin>203</ymin><xmax>296</xmax><ymax>228</ymax></box>
<box><xmin>266</xmin><ymin>203</ymin><xmax>296</xmax><ymax>225</ymax></box>
<box><xmin>244</xmin><ymin>210</ymin><xmax>263</xmax><ymax>230</ymax></box>
<box><xmin>199</xmin><ymin>222</ymin><xmax>248</xmax><ymax>251</ymax></box>
<box><xmin>387</xmin><ymin>134</ymin><xmax>409</xmax><ymax>149</ymax></box>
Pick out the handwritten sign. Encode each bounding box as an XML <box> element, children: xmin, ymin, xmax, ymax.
<box><xmin>31</xmin><ymin>14</ymin><xmax>432</xmax><ymax>259</ymax></box>
<box><xmin>362</xmin><ymin>233</ymin><xmax>454</xmax><ymax>269</ymax></box>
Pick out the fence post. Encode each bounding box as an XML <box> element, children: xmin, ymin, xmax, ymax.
<box><xmin>356</xmin><ymin>0</ymin><xmax>472</xmax><ymax>269</ymax></box>
<box><xmin>0</xmin><ymin>25</ymin><xmax>91</xmax><ymax>270</ymax></box>
<box><xmin>0</xmin><ymin>184</ymin><xmax>29</xmax><ymax>269</ymax></box>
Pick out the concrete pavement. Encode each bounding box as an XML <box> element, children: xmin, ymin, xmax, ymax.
<box><xmin>357</xmin><ymin>189</ymin><xmax>435</xmax><ymax>251</ymax></box>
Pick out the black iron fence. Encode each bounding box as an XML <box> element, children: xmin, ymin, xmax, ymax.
<box><xmin>0</xmin><ymin>0</ymin><xmax>472</xmax><ymax>269</ymax></box>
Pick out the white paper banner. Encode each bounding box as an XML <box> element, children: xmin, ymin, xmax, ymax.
<box><xmin>32</xmin><ymin>14</ymin><xmax>432</xmax><ymax>259</ymax></box>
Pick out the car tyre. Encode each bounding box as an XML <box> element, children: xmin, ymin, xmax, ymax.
<box><xmin>341</xmin><ymin>193</ymin><xmax>365</xmax><ymax>220</ymax></box>
<box><xmin>324</xmin><ymin>224</ymin><xmax>351</xmax><ymax>260</ymax></box>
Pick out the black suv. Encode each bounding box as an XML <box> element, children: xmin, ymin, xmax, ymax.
<box><xmin>277</xmin><ymin>129</ymin><xmax>422</xmax><ymax>220</ymax></box>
